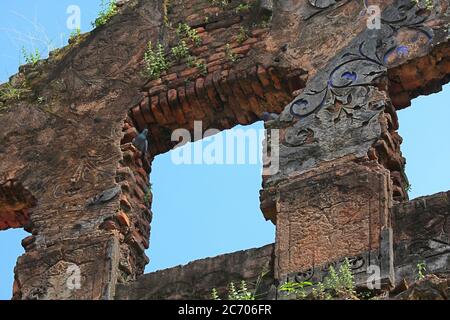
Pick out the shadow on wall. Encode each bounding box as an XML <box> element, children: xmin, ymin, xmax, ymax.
<box><xmin>145</xmin><ymin>122</ymin><xmax>275</xmax><ymax>273</ymax></box>
<box><xmin>0</xmin><ymin>228</ymin><xmax>28</xmax><ymax>300</ymax></box>
<box><xmin>398</xmin><ymin>83</ymin><xmax>450</xmax><ymax>199</ymax></box>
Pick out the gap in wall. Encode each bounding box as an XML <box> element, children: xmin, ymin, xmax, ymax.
<box><xmin>397</xmin><ymin>83</ymin><xmax>450</xmax><ymax>199</ymax></box>
<box><xmin>145</xmin><ymin>122</ymin><xmax>275</xmax><ymax>273</ymax></box>
<box><xmin>0</xmin><ymin>228</ymin><xmax>28</xmax><ymax>300</ymax></box>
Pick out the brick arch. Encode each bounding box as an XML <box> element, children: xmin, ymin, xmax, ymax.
<box><xmin>116</xmin><ymin>63</ymin><xmax>305</xmax><ymax>275</ymax></box>
<box><xmin>388</xmin><ymin>44</ymin><xmax>450</xmax><ymax>110</ymax></box>
<box><xmin>0</xmin><ymin>0</ymin><xmax>448</xmax><ymax>300</ymax></box>
<box><xmin>0</xmin><ymin>180</ymin><xmax>36</xmax><ymax>231</ymax></box>
<box><xmin>129</xmin><ymin>65</ymin><xmax>306</xmax><ymax>157</ymax></box>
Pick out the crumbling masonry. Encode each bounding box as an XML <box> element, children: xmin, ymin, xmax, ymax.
<box><xmin>0</xmin><ymin>0</ymin><xmax>449</xmax><ymax>299</ymax></box>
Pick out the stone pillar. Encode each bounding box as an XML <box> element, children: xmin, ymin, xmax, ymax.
<box><xmin>8</xmin><ymin>115</ymin><xmax>153</xmax><ymax>300</ymax></box>
<box><xmin>260</xmin><ymin>32</ymin><xmax>404</xmax><ymax>288</ymax></box>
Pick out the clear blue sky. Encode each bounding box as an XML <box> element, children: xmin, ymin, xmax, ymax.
<box><xmin>0</xmin><ymin>1</ymin><xmax>449</xmax><ymax>300</ymax></box>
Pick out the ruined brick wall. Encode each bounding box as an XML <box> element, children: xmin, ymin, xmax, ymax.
<box><xmin>115</xmin><ymin>244</ymin><xmax>275</xmax><ymax>300</ymax></box>
<box><xmin>114</xmin><ymin>190</ymin><xmax>449</xmax><ymax>300</ymax></box>
<box><xmin>393</xmin><ymin>191</ymin><xmax>450</xmax><ymax>283</ymax></box>
<box><xmin>0</xmin><ymin>0</ymin><xmax>449</xmax><ymax>300</ymax></box>
<box><xmin>131</xmin><ymin>0</ymin><xmax>306</xmax><ymax>155</ymax></box>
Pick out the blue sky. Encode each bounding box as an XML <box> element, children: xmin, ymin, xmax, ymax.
<box><xmin>0</xmin><ymin>1</ymin><xmax>449</xmax><ymax>300</ymax></box>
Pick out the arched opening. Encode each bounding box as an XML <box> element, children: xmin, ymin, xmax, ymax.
<box><xmin>0</xmin><ymin>228</ymin><xmax>28</xmax><ymax>300</ymax></box>
<box><xmin>0</xmin><ymin>180</ymin><xmax>35</xmax><ymax>300</ymax></box>
<box><xmin>397</xmin><ymin>83</ymin><xmax>450</xmax><ymax>199</ymax></box>
<box><xmin>145</xmin><ymin>121</ymin><xmax>275</xmax><ymax>272</ymax></box>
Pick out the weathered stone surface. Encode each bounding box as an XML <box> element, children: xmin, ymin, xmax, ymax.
<box><xmin>0</xmin><ymin>0</ymin><xmax>448</xmax><ymax>300</ymax></box>
<box><xmin>115</xmin><ymin>244</ymin><xmax>275</xmax><ymax>300</ymax></box>
<box><xmin>393</xmin><ymin>275</ymin><xmax>449</xmax><ymax>300</ymax></box>
<box><xmin>274</xmin><ymin>160</ymin><xmax>393</xmax><ymax>280</ymax></box>
<box><xmin>393</xmin><ymin>191</ymin><xmax>450</xmax><ymax>284</ymax></box>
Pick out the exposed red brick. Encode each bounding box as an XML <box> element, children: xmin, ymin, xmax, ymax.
<box><xmin>116</xmin><ymin>211</ymin><xmax>131</xmax><ymax>228</ymax></box>
<box><xmin>159</xmin><ymin>92</ymin><xmax>175</xmax><ymax>124</ymax></box>
<box><xmin>186</xmin><ymin>81</ymin><xmax>206</xmax><ymax>120</ymax></box>
<box><xmin>150</xmin><ymin>95</ymin><xmax>168</xmax><ymax>125</ymax></box>
<box><xmin>131</xmin><ymin>106</ymin><xmax>147</xmax><ymax>131</ymax></box>
<box><xmin>149</xmin><ymin>85</ymin><xmax>167</xmax><ymax>96</ymax></box>
<box><xmin>167</xmin><ymin>89</ymin><xmax>186</xmax><ymax>125</ymax></box>
<box><xmin>139</xmin><ymin>96</ymin><xmax>156</xmax><ymax>124</ymax></box>
<box><xmin>162</xmin><ymin>73</ymin><xmax>178</xmax><ymax>82</ymax></box>
<box><xmin>208</xmin><ymin>52</ymin><xmax>226</xmax><ymax>62</ymax></box>
<box><xmin>180</xmin><ymin>67</ymin><xmax>199</xmax><ymax>78</ymax></box>
<box><xmin>231</xmin><ymin>45</ymin><xmax>251</xmax><ymax>55</ymax></box>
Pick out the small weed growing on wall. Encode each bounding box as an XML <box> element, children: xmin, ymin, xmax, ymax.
<box><xmin>22</xmin><ymin>47</ymin><xmax>41</xmax><ymax>66</ymax></box>
<box><xmin>144</xmin><ymin>184</ymin><xmax>152</xmax><ymax>206</ymax></box>
<box><xmin>196</xmin><ymin>61</ymin><xmax>207</xmax><ymax>76</ymax></box>
<box><xmin>186</xmin><ymin>55</ymin><xmax>195</xmax><ymax>68</ymax></box>
<box><xmin>69</xmin><ymin>28</ymin><xmax>82</xmax><ymax>44</ymax></box>
<box><xmin>212</xmin><ymin>281</ymin><xmax>256</xmax><ymax>300</ymax></box>
<box><xmin>0</xmin><ymin>83</ymin><xmax>26</xmax><ymax>102</ymax></box>
<box><xmin>211</xmin><ymin>270</ymin><xmax>268</xmax><ymax>300</ymax></box>
<box><xmin>144</xmin><ymin>41</ymin><xmax>170</xmax><ymax>79</ymax></box>
<box><xmin>176</xmin><ymin>23</ymin><xmax>202</xmax><ymax>47</ymax></box>
<box><xmin>163</xmin><ymin>0</ymin><xmax>172</xmax><ymax>26</ymax></box>
<box><xmin>412</xmin><ymin>0</ymin><xmax>434</xmax><ymax>10</ymax></box>
<box><xmin>405</xmin><ymin>182</ymin><xmax>412</xmax><ymax>193</ymax></box>
<box><xmin>237</xmin><ymin>27</ymin><xmax>249</xmax><ymax>44</ymax></box>
<box><xmin>225</xmin><ymin>44</ymin><xmax>237</xmax><ymax>62</ymax></box>
<box><xmin>171</xmin><ymin>40</ymin><xmax>190</xmax><ymax>61</ymax></box>
<box><xmin>280</xmin><ymin>258</ymin><xmax>357</xmax><ymax>300</ymax></box>
<box><xmin>236</xmin><ymin>3</ymin><xmax>252</xmax><ymax>14</ymax></box>
<box><xmin>92</xmin><ymin>0</ymin><xmax>118</xmax><ymax>28</ymax></box>
<box><xmin>279</xmin><ymin>281</ymin><xmax>313</xmax><ymax>299</ymax></box>
<box><xmin>416</xmin><ymin>261</ymin><xmax>427</xmax><ymax>280</ymax></box>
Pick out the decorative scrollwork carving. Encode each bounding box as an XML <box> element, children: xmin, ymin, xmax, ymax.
<box><xmin>290</xmin><ymin>0</ymin><xmax>435</xmax><ymax>120</ymax></box>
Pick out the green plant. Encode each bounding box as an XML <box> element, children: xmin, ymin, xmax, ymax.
<box><xmin>0</xmin><ymin>83</ymin><xmax>25</xmax><ymax>101</ymax></box>
<box><xmin>144</xmin><ymin>41</ymin><xmax>170</xmax><ymax>79</ymax></box>
<box><xmin>186</xmin><ymin>55</ymin><xmax>195</xmax><ymax>68</ymax></box>
<box><xmin>323</xmin><ymin>259</ymin><xmax>356</xmax><ymax>296</ymax></box>
<box><xmin>185</xmin><ymin>55</ymin><xmax>206</xmax><ymax>76</ymax></box>
<box><xmin>22</xmin><ymin>47</ymin><xmax>41</xmax><ymax>66</ymax></box>
<box><xmin>163</xmin><ymin>0</ymin><xmax>172</xmax><ymax>26</ymax></box>
<box><xmin>176</xmin><ymin>23</ymin><xmax>202</xmax><ymax>46</ymax></box>
<box><xmin>195</xmin><ymin>60</ymin><xmax>207</xmax><ymax>76</ymax></box>
<box><xmin>279</xmin><ymin>258</ymin><xmax>356</xmax><ymax>300</ymax></box>
<box><xmin>211</xmin><ymin>288</ymin><xmax>220</xmax><ymax>300</ymax></box>
<box><xmin>279</xmin><ymin>281</ymin><xmax>312</xmax><ymax>299</ymax></box>
<box><xmin>236</xmin><ymin>3</ymin><xmax>252</xmax><ymax>14</ymax></box>
<box><xmin>412</xmin><ymin>0</ymin><xmax>434</xmax><ymax>10</ymax></box>
<box><xmin>37</xmin><ymin>96</ymin><xmax>46</xmax><ymax>104</ymax></box>
<box><xmin>144</xmin><ymin>184</ymin><xmax>153</xmax><ymax>206</ymax></box>
<box><xmin>92</xmin><ymin>0</ymin><xmax>118</xmax><ymax>28</ymax></box>
<box><xmin>171</xmin><ymin>40</ymin><xmax>190</xmax><ymax>61</ymax></box>
<box><xmin>237</xmin><ymin>27</ymin><xmax>249</xmax><ymax>44</ymax></box>
<box><xmin>312</xmin><ymin>282</ymin><xmax>331</xmax><ymax>300</ymax></box>
<box><xmin>405</xmin><ymin>182</ymin><xmax>412</xmax><ymax>193</ymax></box>
<box><xmin>416</xmin><ymin>261</ymin><xmax>427</xmax><ymax>280</ymax></box>
<box><xmin>227</xmin><ymin>281</ymin><xmax>255</xmax><ymax>300</ymax></box>
<box><xmin>211</xmin><ymin>271</ymin><xmax>269</xmax><ymax>300</ymax></box>
<box><xmin>225</xmin><ymin>44</ymin><xmax>237</xmax><ymax>62</ymax></box>
<box><xmin>69</xmin><ymin>28</ymin><xmax>82</xmax><ymax>44</ymax></box>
